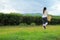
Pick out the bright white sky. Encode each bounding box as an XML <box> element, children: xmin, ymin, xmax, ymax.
<box><xmin>0</xmin><ymin>0</ymin><xmax>60</xmax><ymax>15</ymax></box>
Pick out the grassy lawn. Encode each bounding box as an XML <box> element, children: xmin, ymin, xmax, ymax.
<box><xmin>0</xmin><ymin>25</ymin><xmax>60</xmax><ymax>40</ymax></box>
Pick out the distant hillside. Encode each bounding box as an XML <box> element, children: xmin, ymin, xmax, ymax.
<box><xmin>23</xmin><ymin>13</ymin><xmax>42</xmax><ymax>16</ymax></box>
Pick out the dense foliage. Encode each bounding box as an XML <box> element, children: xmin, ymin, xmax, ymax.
<box><xmin>49</xmin><ymin>16</ymin><xmax>60</xmax><ymax>25</ymax></box>
<box><xmin>0</xmin><ymin>13</ymin><xmax>22</xmax><ymax>25</ymax></box>
<box><xmin>0</xmin><ymin>13</ymin><xmax>60</xmax><ymax>25</ymax></box>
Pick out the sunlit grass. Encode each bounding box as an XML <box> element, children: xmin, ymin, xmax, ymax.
<box><xmin>0</xmin><ymin>25</ymin><xmax>60</xmax><ymax>40</ymax></box>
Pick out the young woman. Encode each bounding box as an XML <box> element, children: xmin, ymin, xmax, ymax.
<box><xmin>42</xmin><ymin>7</ymin><xmax>48</xmax><ymax>29</ymax></box>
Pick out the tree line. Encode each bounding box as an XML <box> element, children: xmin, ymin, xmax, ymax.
<box><xmin>0</xmin><ymin>13</ymin><xmax>60</xmax><ymax>26</ymax></box>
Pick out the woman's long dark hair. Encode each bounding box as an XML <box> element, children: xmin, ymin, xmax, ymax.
<box><xmin>43</xmin><ymin>7</ymin><xmax>47</xmax><ymax>14</ymax></box>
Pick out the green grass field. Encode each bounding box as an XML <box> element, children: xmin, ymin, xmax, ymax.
<box><xmin>0</xmin><ymin>25</ymin><xmax>60</xmax><ymax>40</ymax></box>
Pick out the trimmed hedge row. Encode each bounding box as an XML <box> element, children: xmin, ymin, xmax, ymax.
<box><xmin>0</xmin><ymin>13</ymin><xmax>60</xmax><ymax>25</ymax></box>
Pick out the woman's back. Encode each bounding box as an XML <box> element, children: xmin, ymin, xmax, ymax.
<box><xmin>42</xmin><ymin>10</ymin><xmax>48</xmax><ymax>18</ymax></box>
